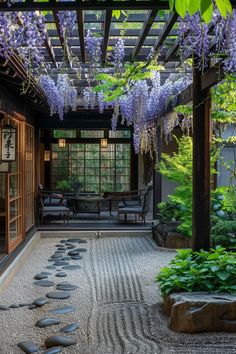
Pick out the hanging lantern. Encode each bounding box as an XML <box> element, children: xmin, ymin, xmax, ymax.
<box><xmin>100</xmin><ymin>138</ymin><xmax>108</xmax><ymax>148</ymax></box>
<box><xmin>58</xmin><ymin>138</ymin><xmax>66</xmax><ymax>148</ymax></box>
<box><xmin>1</xmin><ymin>124</ymin><xmax>16</xmax><ymax>162</ymax></box>
<box><xmin>44</xmin><ymin>150</ymin><xmax>50</xmax><ymax>161</ymax></box>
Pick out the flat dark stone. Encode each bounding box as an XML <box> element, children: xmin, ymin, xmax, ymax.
<box><xmin>34</xmin><ymin>274</ymin><xmax>48</xmax><ymax>280</ymax></box>
<box><xmin>55</xmin><ymin>250</ymin><xmax>65</xmax><ymax>254</ymax></box>
<box><xmin>43</xmin><ymin>348</ymin><xmax>62</xmax><ymax>354</ymax></box>
<box><xmin>33</xmin><ymin>298</ymin><xmax>49</xmax><ymax>307</ymax></box>
<box><xmin>68</xmin><ymin>250</ymin><xmax>80</xmax><ymax>256</ymax></box>
<box><xmin>41</xmin><ymin>272</ymin><xmax>52</xmax><ymax>275</ymax></box>
<box><xmin>51</xmin><ymin>254</ymin><xmax>63</xmax><ymax>259</ymax></box>
<box><xmin>28</xmin><ymin>305</ymin><xmax>37</xmax><ymax>310</ymax></box>
<box><xmin>45</xmin><ymin>336</ymin><xmax>76</xmax><ymax>348</ymax></box>
<box><xmin>48</xmin><ymin>259</ymin><xmax>56</xmax><ymax>262</ymax></box>
<box><xmin>53</xmin><ymin>261</ymin><xmax>69</xmax><ymax>267</ymax></box>
<box><xmin>66</xmin><ymin>245</ymin><xmax>76</xmax><ymax>250</ymax></box>
<box><xmin>10</xmin><ymin>304</ymin><xmax>20</xmax><ymax>308</ymax></box>
<box><xmin>71</xmin><ymin>255</ymin><xmax>82</xmax><ymax>260</ymax></box>
<box><xmin>33</xmin><ymin>280</ymin><xmax>54</xmax><ymax>287</ymax></box>
<box><xmin>46</xmin><ymin>266</ymin><xmax>57</xmax><ymax>270</ymax></box>
<box><xmin>56</xmin><ymin>284</ymin><xmax>78</xmax><ymax>291</ymax></box>
<box><xmin>62</xmin><ymin>265</ymin><xmax>81</xmax><ymax>270</ymax></box>
<box><xmin>60</xmin><ymin>240</ymin><xmax>68</xmax><ymax>244</ymax></box>
<box><xmin>67</xmin><ymin>238</ymin><xmax>87</xmax><ymax>243</ymax></box>
<box><xmin>35</xmin><ymin>317</ymin><xmax>61</xmax><ymax>328</ymax></box>
<box><xmin>49</xmin><ymin>306</ymin><xmax>75</xmax><ymax>314</ymax></box>
<box><xmin>19</xmin><ymin>303</ymin><xmax>32</xmax><ymax>307</ymax></box>
<box><xmin>60</xmin><ymin>323</ymin><xmax>79</xmax><ymax>333</ymax></box>
<box><xmin>0</xmin><ymin>305</ymin><xmax>10</xmax><ymax>310</ymax></box>
<box><xmin>75</xmin><ymin>248</ymin><xmax>87</xmax><ymax>252</ymax></box>
<box><xmin>61</xmin><ymin>257</ymin><xmax>71</xmax><ymax>261</ymax></box>
<box><xmin>46</xmin><ymin>292</ymin><xmax>70</xmax><ymax>300</ymax></box>
<box><xmin>17</xmin><ymin>341</ymin><xmax>39</xmax><ymax>353</ymax></box>
<box><xmin>55</xmin><ymin>272</ymin><xmax>67</xmax><ymax>278</ymax></box>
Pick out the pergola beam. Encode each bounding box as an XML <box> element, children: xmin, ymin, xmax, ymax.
<box><xmin>77</xmin><ymin>10</ymin><xmax>86</xmax><ymax>63</ymax></box>
<box><xmin>53</xmin><ymin>10</ymin><xmax>72</xmax><ymax>68</ymax></box>
<box><xmin>132</xmin><ymin>9</ymin><xmax>158</xmax><ymax>61</ymax></box>
<box><xmin>0</xmin><ymin>0</ymin><xmax>169</xmax><ymax>11</ymax></box>
<box><xmin>153</xmin><ymin>11</ymin><xmax>178</xmax><ymax>54</ymax></box>
<box><xmin>101</xmin><ymin>10</ymin><xmax>112</xmax><ymax>63</ymax></box>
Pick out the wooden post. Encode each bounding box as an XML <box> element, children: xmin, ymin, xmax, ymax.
<box><xmin>153</xmin><ymin>123</ymin><xmax>162</xmax><ymax>219</ymax></box>
<box><xmin>192</xmin><ymin>63</ymin><xmax>211</xmax><ymax>251</ymax></box>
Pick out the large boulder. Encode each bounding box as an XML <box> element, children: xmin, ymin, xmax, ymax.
<box><xmin>164</xmin><ymin>292</ymin><xmax>236</xmax><ymax>333</ymax></box>
<box><xmin>152</xmin><ymin>223</ymin><xmax>191</xmax><ymax>248</ymax></box>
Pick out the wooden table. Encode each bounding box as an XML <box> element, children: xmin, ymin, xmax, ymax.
<box><xmin>66</xmin><ymin>195</ymin><xmax>112</xmax><ymax>217</ymax></box>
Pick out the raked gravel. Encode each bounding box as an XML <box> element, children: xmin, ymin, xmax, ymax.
<box><xmin>1</xmin><ymin>235</ymin><xmax>236</xmax><ymax>354</ymax></box>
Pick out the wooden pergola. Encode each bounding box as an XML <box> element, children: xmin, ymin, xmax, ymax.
<box><xmin>0</xmin><ymin>0</ymin><xmax>235</xmax><ymax>251</ymax></box>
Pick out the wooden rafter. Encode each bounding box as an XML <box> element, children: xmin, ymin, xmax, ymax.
<box><xmin>101</xmin><ymin>10</ymin><xmax>112</xmax><ymax>63</ymax></box>
<box><xmin>132</xmin><ymin>9</ymin><xmax>158</xmax><ymax>61</ymax></box>
<box><xmin>42</xmin><ymin>30</ymin><xmax>57</xmax><ymax>68</ymax></box>
<box><xmin>77</xmin><ymin>10</ymin><xmax>86</xmax><ymax>63</ymax></box>
<box><xmin>0</xmin><ymin>0</ymin><xmax>169</xmax><ymax>11</ymax></box>
<box><xmin>53</xmin><ymin>10</ymin><xmax>72</xmax><ymax>68</ymax></box>
<box><xmin>153</xmin><ymin>12</ymin><xmax>178</xmax><ymax>55</ymax></box>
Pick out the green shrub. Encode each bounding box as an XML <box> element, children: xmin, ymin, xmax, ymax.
<box><xmin>156</xmin><ymin>247</ymin><xmax>236</xmax><ymax>296</ymax></box>
<box><xmin>211</xmin><ymin>220</ymin><xmax>236</xmax><ymax>249</ymax></box>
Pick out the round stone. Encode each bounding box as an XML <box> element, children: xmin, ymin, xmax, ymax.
<box><xmin>17</xmin><ymin>341</ymin><xmax>39</xmax><ymax>353</ymax></box>
<box><xmin>55</xmin><ymin>272</ymin><xmax>67</xmax><ymax>278</ymax></box>
<box><xmin>49</xmin><ymin>306</ymin><xmax>75</xmax><ymax>314</ymax></box>
<box><xmin>60</xmin><ymin>323</ymin><xmax>79</xmax><ymax>333</ymax></box>
<box><xmin>43</xmin><ymin>348</ymin><xmax>62</xmax><ymax>354</ymax></box>
<box><xmin>76</xmin><ymin>248</ymin><xmax>87</xmax><ymax>252</ymax></box>
<box><xmin>33</xmin><ymin>280</ymin><xmax>54</xmax><ymax>287</ymax></box>
<box><xmin>46</xmin><ymin>292</ymin><xmax>70</xmax><ymax>300</ymax></box>
<box><xmin>51</xmin><ymin>254</ymin><xmax>63</xmax><ymax>259</ymax></box>
<box><xmin>0</xmin><ymin>305</ymin><xmax>10</xmax><ymax>311</ymax></box>
<box><xmin>19</xmin><ymin>303</ymin><xmax>31</xmax><ymax>307</ymax></box>
<box><xmin>48</xmin><ymin>259</ymin><xmax>56</xmax><ymax>262</ymax></box>
<box><xmin>33</xmin><ymin>298</ymin><xmax>49</xmax><ymax>307</ymax></box>
<box><xmin>61</xmin><ymin>257</ymin><xmax>71</xmax><ymax>261</ymax></box>
<box><xmin>53</xmin><ymin>261</ymin><xmax>69</xmax><ymax>267</ymax></box>
<box><xmin>35</xmin><ymin>317</ymin><xmax>61</xmax><ymax>328</ymax></box>
<box><xmin>62</xmin><ymin>265</ymin><xmax>81</xmax><ymax>271</ymax></box>
<box><xmin>28</xmin><ymin>305</ymin><xmax>37</xmax><ymax>310</ymax></box>
<box><xmin>66</xmin><ymin>245</ymin><xmax>76</xmax><ymax>250</ymax></box>
<box><xmin>45</xmin><ymin>336</ymin><xmax>76</xmax><ymax>348</ymax></box>
<box><xmin>34</xmin><ymin>274</ymin><xmax>48</xmax><ymax>280</ymax></box>
<box><xmin>46</xmin><ymin>266</ymin><xmax>57</xmax><ymax>270</ymax></box>
<box><xmin>41</xmin><ymin>272</ymin><xmax>52</xmax><ymax>275</ymax></box>
<box><xmin>67</xmin><ymin>238</ymin><xmax>87</xmax><ymax>243</ymax></box>
<box><xmin>10</xmin><ymin>304</ymin><xmax>19</xmax><ymax>308</ymax></box>
<box><xmin>71</xmin><ymin>255</ymin><xmax>82</xmax><ymax>260</ymax></box>
<box><xmin>60</xmin><ymin>240</ymin><xmax>68</xmax><ymax>244</ymax></box>
<box><xmin>67</xmin><ymin>250</ymin><xmax>80</xmax><ymax>256</ymax></box>
<box><xmin>56</xmin><ymin>284</ymin><xmax>78</xmax><ymax>291</ymax></box>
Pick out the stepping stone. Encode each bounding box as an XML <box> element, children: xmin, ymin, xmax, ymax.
<box><xmin>33</xmin><ymin>280</ymin><xmax>54</xmax><ymax>287</ymax></box>
<box><xmin>35</xmin><ymin>317</ymin><xmax>61</xmax><ymax>328</ymax></box>
<box><xmin>46</xmin><ymin>292</ymin><xmax>70</xmax><ymax>300</ymax></box>
<box><xmin>34</xmin><ymin>274</ymin><xmax>48</xmax><ymax>280</ymax></box>
<box><xmin>55</xmin><ymin>272</ymin><xmax>67</xmax><ymax>278</ymax></box>
<box><xmin>51</xmin><ymin>254</ymin><xmax>63</xmax><ymax>259</ymax></box>
<box><xmin>28</xmin><ymin>305</ymin><xmax>37</xmax><ymax>310</ymax></box>
<box><xmin>55</xmin><ymin>250</ymin><xmax>65</xmax><ymax>254</ymax></box>
<box><xmin>75</xmin><ymin>248</ymin><xmax>87</xmax><ymax>252</ymax></box>
<box><xmin>61</xmin><ymin>257</ymin><xmax>70</xmax><ymax>261</ymax></box>
<box><xmin>68</xmin><ymin>250</ymin><xmax>80</xmax><ymax>256</ymax></box>
<box><xmin>48</xmin><ymin>259</ymin><xmax>56</xmax><ymax>263</ymax></box>
<box><xmin>56</xmin><ymin>284</ymin><xmax>78</xmax><ymax>291</ymax></box>
<box><xmin>33</xmin><ymin>298</ymin><xmax>49</xmax><ymax>307</ymax></box>
<box><xmin>60</xmin><ymin>323</ymin><xmax>79</xmax><ymax>333</ymax></box>
<box><xmin>41</xmin><ymin>272</ymin><xmax>52</xmax><ymax>275</ymax></box>
<box><xmin>43</xmin><ymin>348</ymin><xmax>62</xmax><ymax>354</ymax></box>
<box><xmin>0</xmin><ymin>305</ymin><xmax>10</xmax><ymax>311</ymax></box>
<box><xmin>62</xmin><ymin>265</ymin><xmax>81</xmax><ymax>271</ymax></box>
<box><xmin>17</xmin><ymin>341</ymin><xmax>39</xmax><ymax>353</ymax></box>
<box><xmin>66</xmin><ymin>245</ymin><xmax>76</xmax><ymax>250</ymax></box>
<box><xmin>53</xmin><ymin>262</ymin><xmax>69</xmax><ymax>267</ymax></box>
<box><xmin>71</xmin><ymin>255</ymin><xmax>82</xmax><ymax>260</ymax></box>
<box><xmin>49</xmin><ymin>306</ymin><xmax>75</xmax><ymax>314</ymax></box>
<box><xmin>45</xmin><ymin>336</ymin><xmax>76</xmax><ymax>348</ymax></box>
<box><xmin>19</xmin><ymin>303</ymin><xmax>32</xmax><ymax>307</ymax></box>
<box><xmin>67</xmin><ymin>238</ymin><xmax>87</xmax><ymax>243</ymax></box>
<box><xmin>46</xmin><ymin>266</ymin><xmax>56</xmax><ymax>270</ymax></box>
<box><xmin>60</xmin><ymin>240</ymin><xmax>68</xmax><ymax>243</ymax></box>
<box><xmin>10</xmin><ymin>304</ymin><xmax>20</xmax><ymax>308</ymax></box>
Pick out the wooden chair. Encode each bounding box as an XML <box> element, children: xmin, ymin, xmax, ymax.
<box><xmin>117</xmin><ymin>182</ymin><xmax>152</xmax><ymax>223</ymax></box>
<box><xmin>39</xmin><ymin>194</ymin><xmax>70</xmax><ymax>224</ymax></box>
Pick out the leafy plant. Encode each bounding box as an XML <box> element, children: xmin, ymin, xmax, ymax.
<box><xmin>211</xmin><ymin>220</ymin><xmax>236</xmax><ymax>249</ymax></box>
<box><xmin>156</xmin><ymin>246</ymin><xmax>236</xmax><ymax>296</ymax></box>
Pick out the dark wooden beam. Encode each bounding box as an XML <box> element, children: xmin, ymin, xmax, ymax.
<box><xmin>77</xmin><ymin>10</ymin><xmax>86</xmax><ymax>63</ymax></box>
<box><xmin>192</xmin><ymin>60</ymin><xmax>211</xmax><ymax>251</ymax></box>
<box><xmin>0</xmin><ymin>0</ymin><xmax>169</xmax><ymax>11</ymax></box>
<box><xmin>53</xmin><ymin>10</ymin><xmax>72</xmax><ymax>68</ymax></box>
<box><xmin>43</xmin><ymin>31</ymin><xmax>57</xmax><ymax>68</ymax></box>
<box><xmin>132</xmin><ymin>9</ymin><xmax>158</xmax><ymax>61</ymax></box>
<box><xmin>101</xmin><ymin>10</ymin><xmax>112</xmax><ymax>63</ymax></box>
<box><xmin>153</xmin><ymin>12</ymin><xmax>178</xmax><ymax>54</ymax></box>
<box><xmin>153</xmin><ymin>122</ymin><xmax>162</xmax><ymax>219</ymax></box>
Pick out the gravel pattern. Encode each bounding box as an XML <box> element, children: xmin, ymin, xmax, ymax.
<box><xmin>1</xmin><ymin>235</ymin><xmax>236</xmax><ymax>353</ymax></box>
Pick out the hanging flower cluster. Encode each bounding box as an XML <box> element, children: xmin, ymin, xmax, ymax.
<box><xmin>85</xmin><ymin>29</ymin><xmax>102</xmax><ymax>65</ymax></box>
<box><xmin>0</xmin><ymin>11</ymin><xmax>46</xmax><ymax>69</ymax></box>
<box><xmin>57</xmin><ymin>10</ymin><xmax>76</xmax><ymax>42</ymax></box>
<box><xmin>112</xmin><ymin>37</ymin><xmax>125</xmax><ymax>71</ymax></box>
<box><xmin>178</xmin><ymin>9</ymin><xmax>236</xmax><ymax>73</ymax></box>
<box><xmin>39</xmin><ymin>74</ymin><xmax>77</xmax><ymax>120</ymax></box>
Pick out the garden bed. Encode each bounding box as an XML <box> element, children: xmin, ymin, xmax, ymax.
<box><xmin>152</xmin><ymin>223</ymin><xmax>192</xmax><ymax>249</ymax></box>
